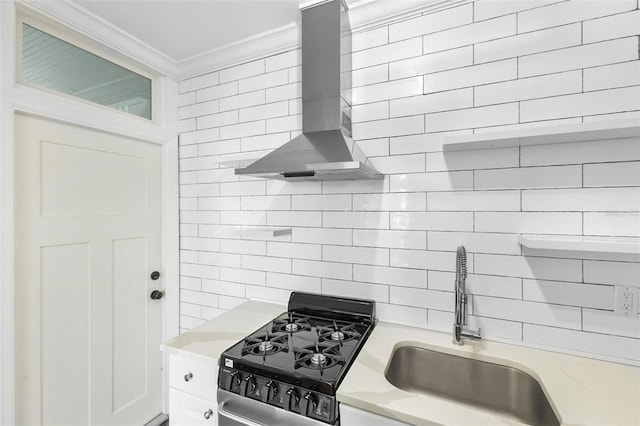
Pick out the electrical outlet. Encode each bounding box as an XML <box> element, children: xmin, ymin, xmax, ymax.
<box><xmin>614</xmin><ymin>286</ymin><xmax>638</xmax><ymax>315</ymax></box>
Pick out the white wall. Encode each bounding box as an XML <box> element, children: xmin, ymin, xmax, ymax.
<box><xmin>176</xmin><ymin>0</ymin><xmax>640</xmax><ymax>364</ymax></box>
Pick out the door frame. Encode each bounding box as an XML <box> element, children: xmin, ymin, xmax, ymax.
<box><xmin>0</xmin><ymin>2</ymin><xmax>180</xmax><ymax>424</ymax></box>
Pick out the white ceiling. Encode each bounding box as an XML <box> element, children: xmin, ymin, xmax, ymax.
<box><xmin>71</xmin><ymin>0</ymin><xmax>362</xmax><ymax>62</ymax></box>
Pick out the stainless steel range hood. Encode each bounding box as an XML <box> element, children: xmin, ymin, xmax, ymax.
<box><xmin>235</xmin><ymin>0</ymin><xmax>382</xmax><ymax>181</ymax></box>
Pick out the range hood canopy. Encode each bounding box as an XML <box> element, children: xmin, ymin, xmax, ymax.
<box><xmin>235</xmin><ymin>0</ymin><xmax>382</xmax><ymax>181</ymax></box>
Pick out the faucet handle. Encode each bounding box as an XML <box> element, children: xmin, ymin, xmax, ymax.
<box><xmin>462</xmin><ymin>327</ymin><xmax>481</xmax><ymax>340</ymax></box>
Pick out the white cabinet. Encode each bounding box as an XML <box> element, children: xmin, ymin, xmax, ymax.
<box><xmin>169</xmin><ymin>389</ymin><xmax>217</xmax><ymax>426</ymax></box>
<box><xmin>340</xmin><ymin>403</ymin><xmax>411</xmax><ymax>426</ymax></box>
<box><xmin>169</xmin><ymin>354</ymin><xmax>218</xmax><ymax>426</ymax></box>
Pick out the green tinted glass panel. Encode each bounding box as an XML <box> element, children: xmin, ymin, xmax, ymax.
<box><xmin>22</xmin><ymin>24</ymin><xmax>152</xmax><ymax>119</ymax></box>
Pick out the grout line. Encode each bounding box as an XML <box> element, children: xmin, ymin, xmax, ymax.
<box><xmin>173</xmin><ymin>4</ymin><xmax>640</xmax><ymax>360</ymax></box>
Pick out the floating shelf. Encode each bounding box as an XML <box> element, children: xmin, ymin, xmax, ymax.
<box><xmin>200</xmin><ymin>225</ymin><xmax>292</xmax><ymax>239</ymax></box>
<box><xmin>214</xmin><ymin>151</ymin><xmax>266</xmax><ymax>168</ymax></box>
<box><xmin>443</xmin><ymin>119</ymin><xmax>640</xmax><ymax>152</ymax></box>
<box><xmin>518</xmin><ymin>235</ymin><xmax>640</xmax><ymax>255</ymax></box>
<box><xmin>235</xmin><ymin>226</ymin><xmax>291</xmax><ymax>238</ymax></box>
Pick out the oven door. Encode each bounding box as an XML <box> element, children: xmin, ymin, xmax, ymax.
<box><xmin>217</xmin><ymin>389</ymin><xmax>330</xmax><ymax>426</ymax></box>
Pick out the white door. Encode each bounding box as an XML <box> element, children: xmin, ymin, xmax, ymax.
<box><xmin>14</xmin><ymin>113</ymin><xmax>163</xmax><ymax>426</ymax></box>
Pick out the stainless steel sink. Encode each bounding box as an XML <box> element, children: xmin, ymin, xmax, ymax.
<box><xmin>385</xmin><ymin>346</ymin><xmax>560</xmax><ymax>426</ymax></box>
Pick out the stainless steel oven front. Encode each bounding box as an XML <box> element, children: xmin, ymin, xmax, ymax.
<box><xmin>217</xmin><ymin>389</ymin><xmax>329</xmax><ymax>426</ymax></box>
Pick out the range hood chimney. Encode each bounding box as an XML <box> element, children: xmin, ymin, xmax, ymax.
<box><xmin>235</xmin><ymin>0</ymin><xmax>382</xmax><ymax>181</ymax></box>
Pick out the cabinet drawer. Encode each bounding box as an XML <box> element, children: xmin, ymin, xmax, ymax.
<box><xmin>169</xmin><ymin>388</ymin><xmax>217</xmax><ymax>426</ymax></box>
<box><xmin>169</xmin><ymin>354</ymin><xmax>218</xmax><ymax>400</ymax></box>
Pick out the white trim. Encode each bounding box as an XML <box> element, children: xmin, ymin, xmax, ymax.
<box><xmin>349</xmin><ymin>0</ymin><xmax>469</xmax><ymax>33</ymax></box>
<box><xmin>0</xmin><ymin>99</ymin><xmax>15</xmax><ymax>426</ymax></box>
<box><xmin>154</xmin><ymin>73</ymin><xmax>180</xmax><ymax>415</ymax></box>
<box><xmin>0</xmin><ymin>3</ymin><xmax>17</xmax><ymax>423</ymax></box>
<box><xmin>7</xmin><ymin>85</ymin><xmax>175</xmax><ymax>144</ymax></box>
<box><xmin>176</xmin><ymin>0</ymin><xmax>465</xmax><ymax>79</ymax></box>
<box><xmin>178</xmin><ymin>22</ymin><xmax>300</xmax><ymax>80</ymax></box>
<box><xmin>299</xmin><ymin>0</ymin><xmax>334</xmax><ymax>11</ymax></box>
<box><xmin>157</xmin><ymin>76</ymin><xmax>181</xmax><ymax>415</ymax></box>
<box><xmin>17</xmin><ymin>0</ymin><xmax>178</xmax><ymax>79</ymax></box>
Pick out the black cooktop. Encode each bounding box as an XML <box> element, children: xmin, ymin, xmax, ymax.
<box><xmin>220</xmin><ymin>292</ymin><xmax>375</xmax><ymax>395</ymax></box>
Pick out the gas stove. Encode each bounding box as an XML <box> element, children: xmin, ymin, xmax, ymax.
<box><xmin>217</xmin><ymin>292</ymin><xmax>376</xmax><ymax>425</ymax></box>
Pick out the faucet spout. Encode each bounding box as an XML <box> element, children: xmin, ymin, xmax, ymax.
<box><xmin>453</xmin><ymin>246</ymin><xmax>480</xmax><ymax>345</ymax></box>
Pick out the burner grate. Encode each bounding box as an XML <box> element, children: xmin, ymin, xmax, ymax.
<box><xmin>271</xmin><ymin>312</ymin><xmax>312</xmax><ymax>334</ymax></box>
<box><xmin>317</xmin><ymin>321</ymin><xmax>362</xmax><ymax>344</ymax></box>
<box><xmin>294</xmin><ymin>341</ymin><xmax>345</xmax><ymax>375</ymax></box>
<box><xmin>241</xmin><ymin>328</ymin><xmax>288</xmax><ymax>359</ymax></box>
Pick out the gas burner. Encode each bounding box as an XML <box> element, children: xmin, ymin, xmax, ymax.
<box><xmin>294</xmin><ymin>342</ymin><xmax>345</xmax><ymax>373</ymax></box>
<box><xmin>258</xmin><ymin>341</ymin><xmax>273</xmax><ymax>352</ymax></box>
<box><xmin>241</xmin><ymin>328</ymin><xmax>288</xmax><ymax>358</ymax></box>
<box><xmin>272</xmin><ymin>312</ymin><xmax>312</xmax><ymax>334</ymax></box>
<box><xmin>310</xmin><ymin>352</ymin><xmax>327</xmax><ymax>365</ymax></box>
<box><xmin>317</xmin><ymin>321</ymin><xmax>362</xmax><ymax>343</ymax></box>
<box><xmin>330</xmin><ymin>331</ymin><xmax>344</xmax><ymax>341</ymax></box>
<box><xmin>285</xmin><ymin>323</ymin><xmax>298</xmax><ymax>332</ymax></box>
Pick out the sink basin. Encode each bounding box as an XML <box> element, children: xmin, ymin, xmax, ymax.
<box><xmin>385</xmin><ymin>346</ymin><xmax>560</xmax><ymax>426</ymax></box>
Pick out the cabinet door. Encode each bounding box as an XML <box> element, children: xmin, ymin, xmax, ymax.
<box><xmin>169</xmin><ymin>389</ymin><xmax>217</xmax><ymax>426</ymax></box>
<box><xmin>340</xmin><ymin>403</ymin><xmax>411</xmax><ymax>426</ymax></box>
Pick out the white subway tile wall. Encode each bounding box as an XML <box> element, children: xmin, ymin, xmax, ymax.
<box><xmin>177</xmin><ymin>0</ymin><xmax>640</xmax><ymax>363</ymax></box>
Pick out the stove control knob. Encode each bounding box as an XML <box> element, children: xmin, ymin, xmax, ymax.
<box><xmin>261</xmin><ymin>380</ymin><xmax>278</xmax><ymax>403</ymax></box>
<box><xmin>239</xmin><ymin>375</ymin><xmax>255</xmax><ymax>396</ymax></box>
<box><xmin>300</xmin><ymin>392</ymin><xmax>318</xmax><ymax>416</ymax></box>
<box><xmin>222</xmin><ymin>370</ymin><xmax>241</xmax><ymax>392</ymax></box>
<box><xmin>283</xmin><ymin>387</ymin><xmax>299</xmax><ymax>411</ymax></box>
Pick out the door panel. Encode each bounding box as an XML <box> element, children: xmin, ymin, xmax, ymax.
<box><xmin>41</xmin><ymin>243</ymin><xmax>91</xmax><ymax>426</ymax></box>
<box><xmin>14</xmin><ymin>113</ymin><xmax>163</xmax><ymax>426</ymax></box>
<box><xmin>113</xmin><ymin>237</ymin><xmax>148</xmax><ymax>414</ymax></box>
<box><xmin>40</xmin><ymin>140</ymin><xmax>148</xmax><ymax>217</ymax></box>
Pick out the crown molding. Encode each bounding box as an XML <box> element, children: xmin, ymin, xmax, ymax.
<box><xmin>177</xmin><ymin>22</ymin><xmax>300</xmax><ymax>80</ymax></box>
<box><xmin>17</xmin><ymin>0</ymin><xmax>179</xmax><ymax>79</ymax></box>
<box><xmin>15</xmin><ymin>0</ymin><xmax>467</xmax><ymax>82</ymax></box>
<box><xmin>349</xmin><ymin>0</ymin><xmax>469</xmax><ymax>33</ymax></box>
<box><xmin>176</xmin><ymin>0</ymin><xmax>466</xmax><ymax>80</ymax></box>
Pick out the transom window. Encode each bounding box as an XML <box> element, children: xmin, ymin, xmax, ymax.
<box><xmin>20</xmin><ymin>22</ymin><xmax>153</xmax><ymax>120</ymax></box>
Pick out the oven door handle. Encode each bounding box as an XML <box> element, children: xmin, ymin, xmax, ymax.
<box><xmin>218</xmin><ymin>401</ymin><xmax>267</xmax><ymax>426</ymax></box>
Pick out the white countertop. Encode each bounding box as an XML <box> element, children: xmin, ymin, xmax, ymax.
<box><xmin>337</xmin><ymin>322</ymin><xmax>640</xmax><ymax>426</ymax></box>
<box><xmin>161</xmin><ymin>300</ymin><xmax>285</xmax><ymax>363</ymax></box>
<box><xmin>162</xmin><ymin>301</ymin><xmax>640</xmax><ymax>425</ymax></box>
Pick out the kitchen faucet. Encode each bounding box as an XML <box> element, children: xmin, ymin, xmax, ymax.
<box><xmin>453</xmin><ymin>246</ymin><xmax>481</xmax><ymax>345</ymax></box>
